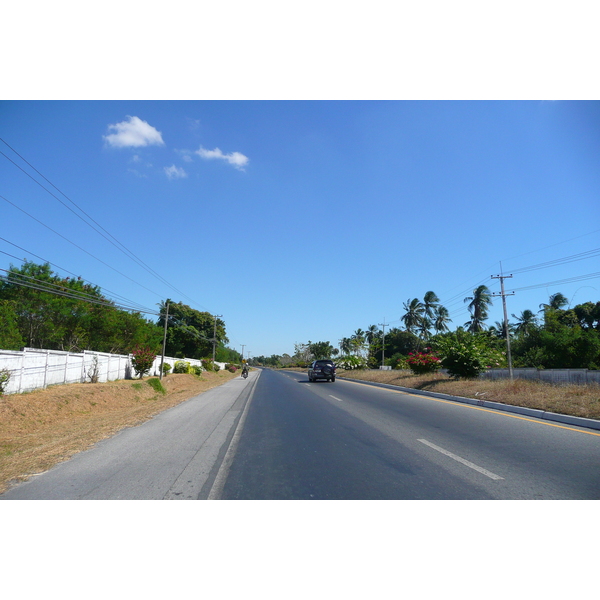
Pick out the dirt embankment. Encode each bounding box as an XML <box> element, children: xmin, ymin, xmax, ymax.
<box><xmin>0</xmin><ymin>371</ymin><xmax>240</xmax><ymax>494</ymax></box>
<box><xmin>335</xmin><ymin>369</ymin><xmax>600</xmax><ymax>420</ymax></box>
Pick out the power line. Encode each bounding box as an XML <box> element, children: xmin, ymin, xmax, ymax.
<box><xmin>0</xmin><ymin>138</ymin><xmax>214</xmax><ymax>314</ymax></box>
<box><xmin>0</xmin><ymin>238</ymin><xmax>152</xmax><ymax>313</ymax></box>
<box><xmin>1</xmin><ymin>193</ymin><xmax>167</xmax><ymax>301</ymax></box>
<box><xmin>0</xmin><ymin>273</ymin><xmax>160</xmax><ymax>316</ymax></box>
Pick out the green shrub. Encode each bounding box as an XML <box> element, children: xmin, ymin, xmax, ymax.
<box><xmin>202</xmin><ymin>359</ymin><xmax>218</xmax><ymax>372</ymax></box>
<box><xmin>161</xmin><ymin>362</ymin><xmax>172</xmax><ymax>375</ymax></box>
<box><xmin>0</xmin><ymin>368</ymin><xmax>10</xmax><ymax>395</ymax></box>
<box><xmin>191</xmin><ymin>364</ymin><xmax>203</xmax><ymax>376</ymax></box>
<box><xmin>173</xmin><ymin>360</ymin><xmax>191</xmax><ymax>374</ymax></box>
<box><xmin>146</xmin><ymin>378</ymin><xmax>166</xmax><ymax>395</ymax></box>
<box><xmin>434</xmin><ymin>332</ymin><xmax>506</xmax><ymax>379</ymax></box>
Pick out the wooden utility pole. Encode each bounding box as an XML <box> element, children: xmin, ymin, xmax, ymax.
<box><xmin>492</xmin><ymin>271</ymin><xmax>514</xmax><ymax>380</ymax></box>
<box><xmin>378</xmin><ymin>320</ymin><xmax>388</xmax><ymax>369</ymax></box>
<box><xmin>159</xmin><ymin>301</ymin><xmax>169</xmax><ymax>380</ymax></box>
<box><xmin>212</xmin><ymin>314</ymin><xmax>223</xmax><ymax>363</ymax></box>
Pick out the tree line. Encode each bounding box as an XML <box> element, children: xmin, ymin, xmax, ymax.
<box><xmin>254</xmin><ymin>288</ymin><xmax>600</xmax><ymax>372</ymax></box>
<box><xmin>0</xmin><ymin>261</ymin><xmax>241</xmax><ymax>363</ymax></box>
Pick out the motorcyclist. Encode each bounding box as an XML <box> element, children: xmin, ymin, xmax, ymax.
<box><xmin>242</xmin><ymin>362</ymin><xmax>249</xmax><ymax>378</ymax></box>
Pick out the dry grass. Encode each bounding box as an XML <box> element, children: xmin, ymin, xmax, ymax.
<box><xmin>0</xmin><ymin>370</ymin><xmax>239</xmax><ymax>494</ymax></box>
<box><xmin>335</xmin><ymin>369</ymin><xmax>600</xmax><ymax>420</ymax></box>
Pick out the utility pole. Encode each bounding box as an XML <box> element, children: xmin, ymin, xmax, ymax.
<box><xmin>378</xmin><ymin>320</ymin><xmax>388</xmax><ymax>369</ymax></box>
<box><xmin>241</xmin><ymin>345</ymin><xmax>246</xmax><ymax>364</ymax></box>
<box><xmin>159</xmin><ymin>301</ymin><xmax>169</xmax><ymax>380</ymax></box>
<box><xmin>212</xmin><ymin>314</ymin><xmax>223</xmax><ymax>364</ymax></box>
<box><xmin>491</xmin><ymin>270</ymin><xmax>514</xmax><ymax>380</ymax></box>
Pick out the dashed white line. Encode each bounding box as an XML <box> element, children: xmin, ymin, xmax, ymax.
<box><xmin>329</xmin><ymin>395</ymin><xmax>343</xmax><ymax>402</ymax></box>
<box><xmin>418</xmin><ymin>439</ymin><xmax>504</xmax><ymax>480</ymax></box>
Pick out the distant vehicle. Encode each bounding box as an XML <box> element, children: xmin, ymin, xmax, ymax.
<box><xmin>308</xmin><ymin>360</ymin><xmax>336</xmax><ymax>382</ymax></box>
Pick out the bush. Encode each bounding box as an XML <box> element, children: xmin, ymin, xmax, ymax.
<box><xmin>131</xmin><ymin>346</ymin><xmax>157</xmax><ymax>379</ymax></box>
<box><xmin>226</xmin><ymin>364</ymin><xmax>238</xmax><ymax>373</ymax></box>
<box><xmin>406</xmin><ymin>349</ymin><xmax>442</xmax><ymax>375</ymax></box>
<box><xmin>173</xmin><ymin>360</ymin><xmax>191</xmax><ymax>374</ymax></box>
<box><xmin>434</xmin><ymin>332</ymin><xmax>506</xmax><ymax>379</ymax></box>
<box><xmin>336</xmin><ymin>355</ymin><xmax>368</xmax><ymax>370</ymax></box>
<box><xmin>0</xmin><ymin>368</ymin><xmax>10</xmax><ymax>395</ymax></box>
<box><xmin>161</xmin><ymin>362</ymin><xmax>172</xmax><ymax>375</ymax></box>
<box><xmin>202</xmin><ymin>359</ymin><xmax>218</xmax><ymax>372</ymax></box>
<box><xmin>190</xmin><ymin>364</ymin><xmax>203</xmax><ymax>376</ymax></box>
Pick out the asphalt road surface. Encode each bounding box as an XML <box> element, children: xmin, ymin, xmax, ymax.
<box><xmin>4</xmin><ymin>368</ymin><xmax>600</xmax><ymax>500</ymax></box>
<box><xmin>1</xmin><ymin>372</ymin><xmax>259</xmax><ymax>500</ymax></box>
<box><xmin>220</xmin><ymin>369</ymin><xmax>600</xmax><ymax>499</ymax></box>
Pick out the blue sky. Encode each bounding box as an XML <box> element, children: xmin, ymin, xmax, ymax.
<box><xmin>1</xmin><ymin>100</ymin><xmax>599</xmax><ymax>358</ymax></box>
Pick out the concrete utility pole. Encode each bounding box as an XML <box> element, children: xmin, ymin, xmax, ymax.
<box><xmin>212</xmin><ymin>314</ymin><xmax>223</xmax><ymax>364</ymax></box>
<box><xmin>160</xmin><ymin>301</ymin><xmax>169</xmax><ymax>380</ymax></box>
<box><xmin>378</xmin><ymin>320</ymin><xmax>388</xmax><ymax>369</ymax></box>
<box><xmin>492</xmin><ymin>271</ymin><xmax>514</xmax><ymax>381</ymax></box>
<box><xmin>241</xmin><ymin>345</ymin><xmax>246</xmax><ymax>363</ymax></box>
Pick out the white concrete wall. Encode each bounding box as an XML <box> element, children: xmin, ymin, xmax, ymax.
<box><xmin>0</xmin><ymin>348</ymin><xmax>220</xmax><ymax>395</ymax></box>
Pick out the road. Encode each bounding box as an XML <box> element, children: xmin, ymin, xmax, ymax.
<box><xmin>3</xmin><ymin>367</ymin><xmax>600</xmax><ymax>500</ymax></box>
<box><xmin>220</xmin><ymin>369</ymin><xmax>600</xmax><ymax>499</ymax></box>
<box><xmin>0</xmin><ymin>372</ymin><xmax>259</xmax><ymax>499</ymax></box>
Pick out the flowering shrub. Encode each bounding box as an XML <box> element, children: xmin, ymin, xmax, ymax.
<box><xmin>336</xmin><ymin>355</ymin><xmax>367</xmax><ymax>370</ymax></box>
<box><xmin>173</xmin><ymin>360</ymin><xmax>191</xmax><ymax>374</ymax></box>
<box><xmin>226</xmin><ymin>364</ymin><xmax>238</xmax><ymax>373</ymax></box>
<box><xmin>0</xmin><ymin>368</ymin><xmax>10</xmax><ymax>395</ymax></box>
<box><xmin>406</xmin><ymin>349</ymin><xmax>442</xmax><ymax>375</ymax></box>
<box><xmin>131</xmin><ymin>346</ymin><xmax>157</xmax><ymax>379</ymax></box>
<box><xmin>434</xmin><ymin>333</ymin><xmax>506</xmax><ymax>379</ymax></box>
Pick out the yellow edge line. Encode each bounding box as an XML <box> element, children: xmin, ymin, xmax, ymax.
<box><xmin>344</xmin><ymin>380</ymin><xmax>600</xmax><ymax>438</ymax></box>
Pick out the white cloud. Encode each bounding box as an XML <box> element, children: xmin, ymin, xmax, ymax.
<box><xmin>104</xmin><ymin>116</ymin><xmax>164</xmax><ymax>148</ymax></box>
<box><xmin>196</xmin><ymin>146</ymin><xmax>249</xmax><ymax>170</ymax></box>
<box><xmin>164</xmin><ymin>165</ymin><xmax>187</xmax><ymax>179</ymax></box>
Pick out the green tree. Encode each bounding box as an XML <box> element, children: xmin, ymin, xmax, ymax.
<box><xmin>433</xmin><ymin>305</ymin><xmax>452</xmax><ymax>334</ymax></box>
<box><xmin>158</xmin><ymin>300</ymin><xmax>227</xmax><ymax>359</ymax></box>
<box><xmin>423</xmin><ymin>291</ymin><xmax>440</xmax><ymax>319</ymax></box>
<box><xmin>512</xmin><ymin>309</ymin><xmax>538</xmax><ymax>337</ymax></box>
<box><xmin>401</xmin><ymin>298</ymin><xmax>425</xmax><ymax>334</ymax></box>
<box><xmin>0</xmin><ymin>300</ymin><xmax>24</xmax><ymax>350</ymax></box>
<box><xmin>464</xmin><ymin>285</ymin><xmax>492</xmax><ymax>333</ymax></box>
<box><xmin>308</xmin><ymin>341</ymin><xmax>336</xmax><ymax>360</ymax></box>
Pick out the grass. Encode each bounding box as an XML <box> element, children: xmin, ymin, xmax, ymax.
<box><xmin>0</xmin><ymin>370</ymin><xmax>240</xmax><ymax>494</ymax></box>
<box><xmin>334</xmin><ymin>369</ymin><xmax>600</xmax><ymax>420</ymax></box>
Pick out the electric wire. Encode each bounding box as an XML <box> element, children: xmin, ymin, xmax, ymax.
<box><xmin>0</xmin><ymin>238</ymin><xmax>153</xmax><ymax>313</ymax></box>
<box><xmin>0</xmin><ymin>138</ymin><xmax>214</xmax><ymax>313</ymax></box>
<box><xmin>0</xmin><ymin>193</ymin><xmax>167</xmax><ymax>301</ymax></box>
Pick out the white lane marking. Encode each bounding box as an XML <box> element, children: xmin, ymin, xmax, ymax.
<box><xmin>329</xmin><ymin>395</ymin><xmax>343</xmax><ymax>402</ymax></box>
<box><xmin>417</xmin><ymin>439</ymin><xmax>504</xmax><ymax>480</ymax></box>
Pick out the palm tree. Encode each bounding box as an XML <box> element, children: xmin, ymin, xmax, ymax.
<box><xmin>539</xmin><ymin>292</ymin><xmax>569</xmax><ymax>313</ymax></box>
<box><xmin>417</xmin><ymin>316</ymin><xmax>433</xmax><ymax>341</ymax></box>
<box><xmin>433</xmin><ymin>305</ymin><xmax>452</xmax><ymax>334</ymax></box>
<box><xmin>365</xmin><ymin>324</ymin><xmax>379</xmax><ymax>346</ymax></box>
<box><xmin>423</xmin><ymin>291</ymin><xmax>440</xmax><ymax>319</ymax></box>
<box><xmin>351</xmin><ymin>329</ymin><xmax>367</xmax><ymax>357</ymax></box>
<box><xmin>401</xmin><ymin>298</ymin><xmax>424</xmax><ymax>334</ymax></box>
<box><xmin>512</xmin><ymin>309</ymin><xmax>538</xmax><ymax>336</ymax></box>
<box><xmin>464</xmin><ymin>285</ymin><xmax>492</xmax><ymax>333</ymax></box>
<box><xmin>339</xmin><ymin>337</ymin><xmax>352</xmax><ymax>356</ymax></box>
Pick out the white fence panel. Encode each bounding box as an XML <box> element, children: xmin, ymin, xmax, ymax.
<box><xmin>0</xmin><ymin>347</ymin><xmax>228</xmax><ymax>395</ymax></box>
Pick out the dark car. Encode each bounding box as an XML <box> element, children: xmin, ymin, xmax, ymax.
<box><xmin>308</xmin><ymin>359</ymin><xmax>336</xmax><ymax>382</ymax></box>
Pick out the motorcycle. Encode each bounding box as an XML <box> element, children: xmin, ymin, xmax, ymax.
<box><xmin>242</xmin><ymin>369</ymin><xmax>248</xmax><ymax>379</ymax></box>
